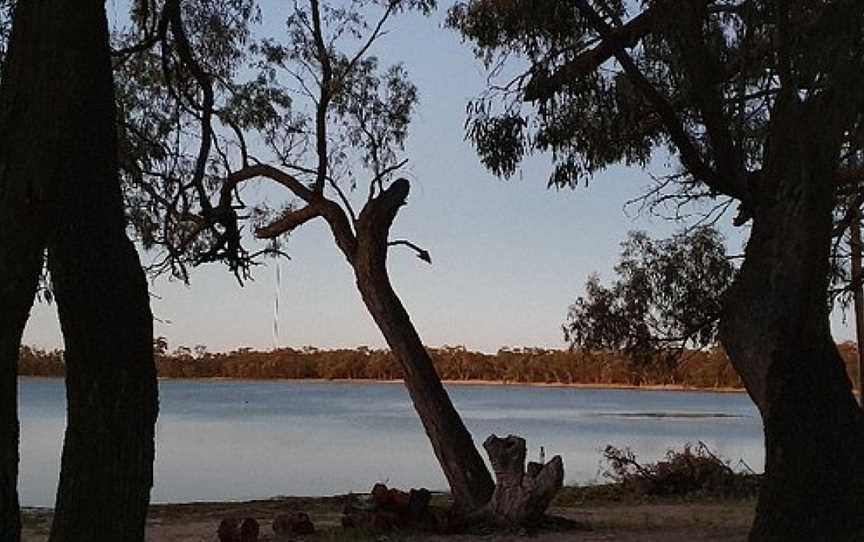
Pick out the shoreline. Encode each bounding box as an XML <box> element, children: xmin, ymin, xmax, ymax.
<box><xmin>18</xmin><ymin>374</ymin><xmax>748</xmax><ymax>393</ymax></box>
<box><xmin>20</xmin><ymin>492</ymin><xmax>757</xmax><ymax>542</ymax></box>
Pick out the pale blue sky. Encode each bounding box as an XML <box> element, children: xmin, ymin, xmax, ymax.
<box><xmin>22</xmin><ymin>2</ymin><xmax>857</xmax><ymax>353</ymax></box>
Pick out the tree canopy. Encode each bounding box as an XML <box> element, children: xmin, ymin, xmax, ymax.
<box><xmin>449</xmin><ymin>0</ymin><xmax>864</xmax><ymax>219</ymax></box>
<box><xmin>564</xmin><ymin>226</ymin><xmax>735</xmax><ymax>378</ymax></box>
<box><xmin>450</xmin><ymin>2</ymin><xmax>864</xmax><ymax>539</ymax></box>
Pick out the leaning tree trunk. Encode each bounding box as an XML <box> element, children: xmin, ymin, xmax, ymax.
<box><xmin>720</xmin><ymin>99</ymin><xmax>864</xmax><ymax>542</ymax></box>
<box><xmin>350</xmin><ymin>179</ymin><xmax>495</xmax><ymax>512</ymax></box>
<box><xmin>0</xmin><ymin>1</ymin><xmax>158</xmax><ymax>540</ymax></box>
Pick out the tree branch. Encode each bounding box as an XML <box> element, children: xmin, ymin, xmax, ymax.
<box><xmin>224</xmin><ymin>164</ymin><xmax>358</xmax><ymax>259</ymax></box>
<box><xmin>571</xmin><ymin>0</ymin><xmax>744</xmax><ymax>202</ymax></box>
<box><xmin>224</xmin><ymin>164</ymin><xmax>316</xmax><ymax>205</ymax></box>
<box><xmin>255</xmin><ymin>202</ymin><xmax>324</xmax><ymax>238</ymax></box>
<box><xmin>524</xmin><ymin>6</ymin><xmax>663</xmax><ymax>102</ymax></box>
<box><xmin>310</xmin><ymin>0</ymin><xmax>332</xmax><ymax>194</ymax></box>
<box><xmin>388</xmin><ymin>239</ymin><xmax>432</xmax><ymax>263</ymax></box>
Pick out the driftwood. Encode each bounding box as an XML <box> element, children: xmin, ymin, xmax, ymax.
<box><xmin>475</xmin><ymin>434</ymin><xmax>564</xmax><ymax>526</ymax></box>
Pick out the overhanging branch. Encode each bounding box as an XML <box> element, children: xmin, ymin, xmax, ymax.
<box><xmin>571</xmin><ymin>0</ymin><xmax>744</xmax><ymax>202</ymax></box>
<box><xmin>524</xmin><ymin>6</ymin><xmax>663</xmax><ymax>102</ymax></box>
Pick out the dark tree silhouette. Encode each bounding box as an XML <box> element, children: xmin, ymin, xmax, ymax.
<box><xmin>0</xmin><ymin>1</ymin><xmax>157</xmax><ymax>540</ymax></box>
<box><xmin>450</xmin><ymin>1</ymin><xmax>864</xmax><ymax>540</ymax></box>
<box><xmin>564</xmin><ymin>227</ymin><xmax>735</xmax><ymax>384</ymax></box>
<box><xmin>114</xmin><ymin>0</ymin><xmax>494</xmax><ymax>512</ymax></box>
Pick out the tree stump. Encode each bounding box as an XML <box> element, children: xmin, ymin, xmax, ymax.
<box><xmin>479</xmin><ymin>434</ymin><xmax>564</xmax><ymax>526</ymax></box>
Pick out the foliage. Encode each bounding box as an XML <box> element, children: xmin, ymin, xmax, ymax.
<box><xmin>110</xmin><ymin>0</ymin><xmax>434</xmax><ymax>281</ymax></box>
<box><xmin>563</xmin><ymin>226</ymin><xmax>735</xmax><ymax>380</ymax></box>
<box><xmin>23</xmin><ymin>340</ymin><xmax>864</xmax><ymax>388</ymax></box>
<box><xmin>601</xmin><ymin>442</ymin><xmax>760</xmax><ymax>499</ymax></box>
<box><xmin>16</xmin><ymin>342</ymin><xmax>751</xmax><ymax>389</ymax></box>
<box><xmin>449</xmin><ymin>0</ymin><xmax>864</xmax><ymax>226</ymax></box>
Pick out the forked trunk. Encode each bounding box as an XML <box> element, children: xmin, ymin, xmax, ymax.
<box><xmin>350</xmin><ymin>179</ymin><xmax>494</xmax><ymax>512</ymax></box>
<box><xmin>0</xmin><ymin>1</ymin><xmax>158</xmax><ymax>540</ymax></box>
<box><xmin>720</xmin><ymin>100</ymin><xmax>864</xmax><ymax>541</ymax></box>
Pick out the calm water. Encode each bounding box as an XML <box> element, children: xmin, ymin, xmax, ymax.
<box><xmin>18</xmin><ymin>377</ymin><xmax>762</xmax><ymax>506</ymax></box>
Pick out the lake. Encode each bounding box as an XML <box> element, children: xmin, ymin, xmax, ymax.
<box><xmin>18</xmin><ymin>377</ymin><xmax>763</xmax><ymax>507</ymax></box>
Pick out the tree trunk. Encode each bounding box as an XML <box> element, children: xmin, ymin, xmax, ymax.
<box><xmin>720</xmin><ymin>99</ymin><xmax>864</xmax><ymax>541</ymax></box>
<box><xmin>0</xmin><ymin>174</ymin><xmax>45</xmax><ymax>542</ymax></box>
<box><xmin>850</xmin><ymin>203</ymin><xmax>864</xmax><ymax>404</ymax></box>
<box><xmin>0</xmin><ymin>1</ymin><xmax>66</xmax><ymax>539</ymax></box>
<box><xmin>46</xmin><ymin>2</ymin><xmax>158</xmax><ymax>539</ymax></box>
<box><xmin>0</xmin><ymin>1</ymin><xmax>158</xmax><ymax>540</ymax></box>
<box><xmin>350</xmin><ymin>179</ymin><xmax>494</xmax><ymax>512</ymax></box>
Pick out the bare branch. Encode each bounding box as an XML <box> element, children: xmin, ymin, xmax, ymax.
<box><xmin>344</xmin><ymin>1</ymin><xmax>397</xmax><ymax>77</ymax></box>
<box><xmin>310</xmin><ymin>0</ymin><xmax>332</xmax><ymax>194</ymax></box>
<box><xmin>224</xmin><ymin>164</ymin><xmax>316</xmax><ymax>204</ymax></box>
<box><xmin>388</xmin><ymin>239</ymin><xmax>432</xmax><ymax>263</ymax></box>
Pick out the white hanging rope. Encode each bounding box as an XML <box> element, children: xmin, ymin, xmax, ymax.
<box><xmin>273</xmin><ymin>259</ymin><xmax>281</xmax><ymax>350</ymax></box>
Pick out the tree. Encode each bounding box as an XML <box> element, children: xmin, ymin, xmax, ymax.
<box><xmin>564</xmin><ymin>227</ymin><xmax>735</xmax><ymax>384</ymax></box>
<box><xmin>450</xmin><ymin>1</ymin><xmax>864</xmax><ymax>539</ymax></box>
<box><xmin>114</xmin><ymin>0</ymin><xmax>494</xmax><ymax>512</ymax></box>
<box><xmin>0</xmin><ymin>1</ymin><xmax>157</xmax><ymax>540</ymax></box>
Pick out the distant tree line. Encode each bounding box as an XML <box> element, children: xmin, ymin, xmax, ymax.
<box><xmin>17</xmin><ymin>342</ymin><xmax>864</xmax><ymax>391</ymax></box>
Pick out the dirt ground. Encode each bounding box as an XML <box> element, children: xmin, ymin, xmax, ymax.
<box><xmin>21</xmin><ymin>492</ymin><xmax>755</xmax><ymax>542</ymax></box>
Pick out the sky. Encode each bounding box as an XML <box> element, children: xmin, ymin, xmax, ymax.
<box><xmin>21</xmin><ymin>1</ymin><xmax>859</xmax><ymax>354</ymax></box>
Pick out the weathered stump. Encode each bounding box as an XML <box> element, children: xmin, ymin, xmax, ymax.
<box><xmin>478</xmin><ymin>434</ymin><xmax>564</xmax><ymax>526</ymax></box>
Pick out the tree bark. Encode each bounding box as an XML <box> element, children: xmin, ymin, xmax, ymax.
<box><xmin>477</xmin><ymin>434</ymin><xmax>563</xmax><ymax>526</ymax></box>
<box><xmin>720</xmin><ymin>98</ymin><xmax>864</xmax><ymax>541</ymax></box>
<box><xmin>850</xmin><ymin>203</ymin><xmax>864</xmax><ymax>404</ymax></box>
<box><xmin>46</xmin><ymin>2</ymin><xmax>158</xmax><ymax>540</ymax></box>
<box><xmin>349</xmin><ymin>179</ymin><xmax>495</xmax><ymax>512</ymax></box>
<box><xmin>0</xmin><ymin>166</ymin><xmax>45</xmax><ymax>542</ymax></box>
<box><xmin>0</xmin><ymin>1</ymin><xmax>158</xmax><ymax>540</ymax></box>
<box><xmin>0</xmin><ymin>2</ymin><xmax>62</xmax><ymax>539</ymax></box>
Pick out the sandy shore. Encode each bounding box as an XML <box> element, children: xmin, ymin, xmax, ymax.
<box><xmin>21</xmin><ymin>492</ymin><xmax>755</xmax><ymax>541</ymax></box>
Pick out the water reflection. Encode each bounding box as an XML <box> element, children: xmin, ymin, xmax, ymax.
<box><xmin>18</xmin><ymin>378</ymin><xmax>763</xmax><ymax>506</ymax></box>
